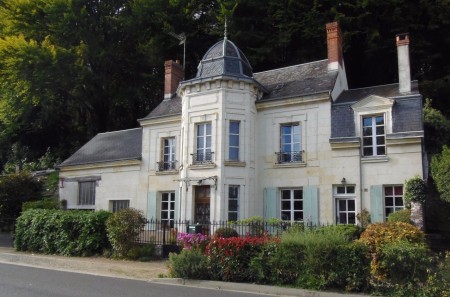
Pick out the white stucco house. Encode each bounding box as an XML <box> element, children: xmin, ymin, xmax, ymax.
<box><xmin>58</xmin><ymin>22</ymin><xmax>425</xmax><ymax>226</ymax></box>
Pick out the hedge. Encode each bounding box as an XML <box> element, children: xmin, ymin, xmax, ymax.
<box><xmin>14</xmin><ymin>209</ymin><xmax>111</xmax><ymax>256</ymax></box>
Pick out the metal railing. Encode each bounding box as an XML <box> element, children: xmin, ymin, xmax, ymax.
<box><xmin>275</xmin><ymin>151</ymin><xmax>303</xmax><ymax>163</ymax></box>
<box><xmin>191</xmin><ymin>152</ymin><xmax>214</xmax><ymax>165</ymax></box>
<box><xmin>157</xmin><ymin>160</ymin><xmax>178</xmax><ymax>171</ymax></box>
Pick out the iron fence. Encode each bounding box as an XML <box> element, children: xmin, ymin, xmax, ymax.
<box><xmin>137</xmin><ymin>219</ymin><xmax>316</xmax><ymax>246</ymax></box>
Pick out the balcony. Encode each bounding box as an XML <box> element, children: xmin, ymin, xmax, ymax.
<box><xmin>191</xmin><ymin>152</ymin><xmax>214</xmax><ymax>165</ymax></box>
<box><xmin>275</xmin><ymin>151</ymin><xmax>303</xmax><ymax>164</ymax></box>
<box><xmin>157</xmin><ymin>160</ymin><xmax>178</xmax><ymax>172</ymax></box>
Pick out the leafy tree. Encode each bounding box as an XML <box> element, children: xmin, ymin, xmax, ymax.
<box><xmin>431</xmin><ymin>146</ymin><xmax>450</xmax><ymax>202</ymax></box>
<box><xmin>423</xmin><ymin>98</ymin><xmax>450</xmax><ymax>153</ymax></box>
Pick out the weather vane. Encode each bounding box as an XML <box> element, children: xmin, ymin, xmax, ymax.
<box><xmin>224</xmin><ymin>16</ymin><xmax>228</xmax><ymax>40</ymax></box>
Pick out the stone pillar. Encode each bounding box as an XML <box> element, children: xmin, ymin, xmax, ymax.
<box><xmin>410</xmin><ymin>202</ymin><xmax>424</xmax><ymax>230</ymax></box>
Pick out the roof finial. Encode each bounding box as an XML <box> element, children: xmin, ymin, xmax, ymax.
<box><xmin>224</xmin><ymin>16</ymin><xmax>228</xmax><ymax>40</ymax></box>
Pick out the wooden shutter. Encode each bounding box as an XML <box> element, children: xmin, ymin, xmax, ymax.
<box><xmin>263</xmin><ymin>187</ymin><xmax>278</xmax><ymax>220</ymax></box>
<box><xmin>147</xmin><ymin>191</ymin><xmax>157</xmax><ymax>220</ymax></box>
<box><xmin>174</xmin><ymin>189</ymin><xmax>180</xmax><ymax>221</ymax></box>
<box><xmin>303</xmin><ymin>186</ymin><xmax>319</xmax><ymax>226</ymax></box>
<box><xmin>370</xmin><ymin>185</ymin><xmax>384</xmax><ymax>223</ymax></box>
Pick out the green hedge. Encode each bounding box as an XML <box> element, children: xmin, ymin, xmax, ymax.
<box><xmin>22</xmin><ymin>198</ymin><xmax>60</xmax><ymax>211</ymax></box>
<box><xmin>14</xmin><ymin>209</ymin><xmax>111</xmax><ymax>256</ymax></box>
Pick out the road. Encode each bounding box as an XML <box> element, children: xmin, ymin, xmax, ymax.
<box><xmin>0</xmin><ymin>263</ymin><xmax>271</xmax><ymax>297</ymax></box>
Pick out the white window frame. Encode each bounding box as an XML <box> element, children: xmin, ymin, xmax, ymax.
<box><xmin>279</xmin><ymin>123</ymin><xmax>301</xmax><ymax>162</ymax></box>
<box><xmin>162</xmin><ymin>137</ymin><xmax>176</xmax><ymax>170</ymax></box>
<box><xmin>78</xmin><ymin>181</ymin><xmax>96</xmax><ymax>205</ymax></box>
<box><xmin>228</xmin><ymin>185</ymin><xmax>239</xmax><ymax>221</ymax></box>
<box><xmin>161</xmin><ymin>192</ymin><xmax>175</xmax><ymax>227</ymax></box>
<box><xmin>196</xmin><ymin>122</ymin><xmax>212</xmax><ymax>162</ymax></box>
<box><xmin>362</xmin><ymin>115</ymin><xmax>386</xmax><ymax>157</ymax></box>
<box><xmin>334</xmin><ymin>185</ymin><xmax>357</xmax><ymax>225</ymax></box>
<box><xmin>384</xmin><ymin>185</ymin><xmax>404</xmax><ymax>219</ymax></box>
<box><xmin>280</xmin><ymin>188</ymin><xmax>303</xmax><ymax>222</ymax></box>
<box><xmin>228</xmin><ymin>121</ymin><xmax>240</xmax><ymax>161</ymax></box>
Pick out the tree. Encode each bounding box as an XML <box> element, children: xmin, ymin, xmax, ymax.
<box><xmin>431</xmin><ymin>146</ymin><xmax>450</xmax><ymax>202</ymax></box>
<box><xmin>423</xmin><ymin>98</ymin><xmax>450</xmax><ymax>153</ymax></box>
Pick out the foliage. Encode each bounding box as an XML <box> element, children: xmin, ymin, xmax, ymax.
<box><xmin>358</xmin><ymin>222</ymin><xmax>425</xmax><ymax>282</ymax></box>
<box><xmin>356</xmin><ymin>208</ymin><xmax>371</xmax><ymax>228</ymax></box>
<box><xmin>423</xmin><ymin>99</ymin><xmax>450</xmax><ymax>153</ymax></box>
<box><xmin>431</xmin><ymin>146</ymin><xmax>450</xmax><ymax>202</ymax></box>
<box><xmin>126</xmin><ymin>243</ymin><xmax>155</xmax><ymax>261</ymax></box>
<box><xmin>0</xmin><ymin>172</ymin><xmax>42</xmax><ymax>218</ymax></box>
<box><xmin>2</xmin><ymin>146</ymin><xmax>61</xmax><ymax>174</ymax></box>
<box><xmin>206</xmin><ymin>235</ymin><xmax>276</xmax><ymax>282</ymax></box>
<box><xmin>404</xmin><ymin>176</ymin><xmax>427</xmax><ymax>204</ymax></box>
<box><xmin>168</xmin><ymin>249</ymin><xmax>210</xmax><ymax>279</ymax></box>
<box><xmin>22</xmin><ymin>198</ymin><xmax>59</xmax><ymax>211</ymax></box>
<box><xmin>105</xmin><ymin>208</ymin><xmax>147</xmax><ymax>258</ymax></box>
<box><xmin>387</xmin><ymin>209</ymin><xmax>412</xmax><ymax>224</ymax></box>
<box><xmin>176</xmin><ymin>232</ymin><xmax>208</xmax><ymax>251</ymax></box>
<box><xmin>14</xmin><ymin>209</ymin><xmax>111</xmax><ymax>256</ymax></box>
<box><xmin>214</xmin><ymin>227</ymin><xmax>238</xmax><ymax>238</ymax></box>
<box><xmin>235</xmin><ymin>216</ymin><xmax>265</xmax><ymax>237</ymax></box>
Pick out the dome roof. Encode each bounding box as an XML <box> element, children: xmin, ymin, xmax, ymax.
<box><xmin>196</xmin><ymin>39</ymin><xmax>253</xmax><ymax>79</ymax></box>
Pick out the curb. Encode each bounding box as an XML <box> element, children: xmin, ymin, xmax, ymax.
<box><xmin>150</xmin><ymin>278</ymin><xmax>371</xmax><ymax>297</ymax></box>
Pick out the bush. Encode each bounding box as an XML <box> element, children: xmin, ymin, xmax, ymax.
<box><xmin>177</xmin><ymin>233</ymin><xmax>209</xmax><ymax>251</ymax></box>
<box><xmin>214</xmin><ymin>227</ymin><xmax>239</xmax><ymax>238</ymax></box>
<box><xmin>14</xmin><ymin>209</ymin><xmax>111</xmax><ymax>256</ymax></box>
<box><xmin>404</xmin><ymin>176</ymin><xmax>427</xmax><ymax>204</ymax></box>
<box><xmin>22</xmin><ymin>198</ymin><xmax>59</xmax><ymax>211</ymax></box>
<box><xmin>387</xmin><ymin>209</ymin><xmax>412</xmax><ymax>223</ymax></box>
<box><xmin>126</xmin><ymin>243</ymin><xmax>155</xmax><ymax>261</ymax></box>
<box><xmin>168</xmin><ymin>249</ymin><xmax>210</xmax><ymax>279</ymax></box>
<box><xmin>105</xmin><ymin>208</ymin><xmax>147</xmax><ymax>258</ymax></box>
<box><xmin>207</xmin><ymin>236</ymin><xmax>276</xmax><ymax>282</ymax></box>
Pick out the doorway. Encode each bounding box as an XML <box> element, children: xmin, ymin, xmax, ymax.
<box><xmin>194</xmin><ymin>186</ymin><xmax>210</xmax><ymax>224</ymax></box>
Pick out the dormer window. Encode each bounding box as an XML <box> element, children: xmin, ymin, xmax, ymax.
<box><xmin>362</xmin><ymin>115</ymin><xmax>386</xmax><ymax>156</ymax></box>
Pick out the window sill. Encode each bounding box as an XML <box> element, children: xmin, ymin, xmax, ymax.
<box><xmin>273</xmin><ymin>162</ymin><xmax>306</xmax><ymax>168</ymax></box>
<box><xmin>189</xmin><ymin>163</ymin><xmax>216</xmax><ymax>170</ymax></box>
<box><xmin>155</xmin><ymin>170</ymin><xmax>178</xmax><ymax>175</ymax></box>
<box><xmin>361</xmin><ymin>156</ymin><xmax>389</xmax><ymax>163</ymax></box>
<box><xmin>224</xmin><ymin>161</ymin><xmax>246</xmax><ymax>167</ymax></box>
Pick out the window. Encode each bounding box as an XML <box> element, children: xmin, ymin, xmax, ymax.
<box><xmin>278</xmin><ymin>123</ymin><xmax>301</xmax><ymax>163</ymax></box>
<box><xmin>159</xmin><ymin>137</ymin><xmax>176</xmax><ymax>170</ymax></box>
<box><xmin>384</xmin><ymin>186</ymin><xmax>404</xmax><ymax>218</ymax></box>
<box><xmin>78</xmin><ymin>181</ymin><xmax>96</xmax><ymax>205</ymax></box>
<box><xmin>280</xmin><ymin>189</ymin><xmax>303</xmax><ymax>222</ymax></box>
<box><xmin>334</xmin><ymin>185</ymin><xmax>356</xmax><ymax>224</ymax></box>
<box><xmin>229</xmin><ymin>121</ymin><xmax>240</xmax><ymax>161</ymax></box>
<box><xmin>362</xmin><ymin>115</ymin><xmax>386</xmax><ymax>156</ymax></box>
<box><xmin>195</xmin><ymin>122</ymin><xmax>212</xmax><ymax>163</ymax></box>
<box><xmin>111</xmin><ymin>200</ymin><xmax>129</xmax><ymax>212</ymax></box>
<box><xmin>161</xmin><ymin>192</ymin><xmax>175</xmax><ymax>227</ymax></box>
<box><xmin>228</xmin><ymin>185</ymin><xmax>239</xmax><ymax>221</ymax></box>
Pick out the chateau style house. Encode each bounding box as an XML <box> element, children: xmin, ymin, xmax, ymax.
<box><xmin>58</xmin><ymin>22</ymin><xmax>425</xmax><ymax>226</ymax></box>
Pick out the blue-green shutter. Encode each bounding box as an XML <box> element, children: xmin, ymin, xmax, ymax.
<box><xmin>147</xmin><ymin>191</ymin><xmax>157</xmax><ymax>220</ymax></box>
<box><xmin>174</xmin><ymin>189</ymin><xmax>180</xmax><ymax>221</ymax></box>
<box><xmin>370</xmin><ymin>185</ymin><xmax>384</xmax><ymax>223</ymax></box>
<box><xmin>264</xmin><ymin>187</ymin><xmax>277</xmax><ymax>220</ymax></box>
<box><xmin>303</xmin><ymin>186</ymin><xmax>319</xmax><ymax>226</ymax></box>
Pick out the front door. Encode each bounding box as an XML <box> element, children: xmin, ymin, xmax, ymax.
<box><xmin>195</xmin><ymin>186</ymin><xmax>210</xmax><ymax>224</ymax></box>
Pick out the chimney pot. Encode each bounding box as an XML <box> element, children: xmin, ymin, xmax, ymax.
<box><xmin>396</xmin><ymin>33</ymin><xmax>411</xmax><ymax>93</ymax></box>
<box><xmin>164</xmin><ymin>60</ymin><xmax>184</xmax><ymax>99</ymax></box>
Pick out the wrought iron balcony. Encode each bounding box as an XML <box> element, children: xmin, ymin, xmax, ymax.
<box><xmin>191</xmin><ymin>152</ymin><xmax>214</xmax><ymax>165</ymax></box>
<box><xmin>157</xmin><ymin>160</ymin><xmax>178</xmax><ymax>171</ymax></box>
<box><xmin>275</xmin><ymin>151</ymin><xmax>303</xmax><ymax>163</ymax></box>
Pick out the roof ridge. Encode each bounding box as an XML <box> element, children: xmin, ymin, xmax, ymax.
<box><xmin>254</xmin><ymin>59</ymin><xmax>328</xmax><ymax>75</ymax></box>
<box><xmin>97</xmin><ymin>127</ymin><xmax>142</xmax><ymax>136</ymax></box>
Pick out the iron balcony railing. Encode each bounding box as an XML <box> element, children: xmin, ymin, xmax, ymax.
<box><xmin>191</xmin><ymin>152</ymin><xmax>214</xmax><ymax>165</ymax></box>
<box><xmin>157</xmin><ymin>160</ymin><xmax>178</xmax><ymax>171</ymax></box>
<box><xmin>275</xmin><ymin>151</ymin><xmax>303</xmax><ymax>163</ymax></box>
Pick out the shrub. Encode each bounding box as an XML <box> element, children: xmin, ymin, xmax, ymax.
<box><xmin>356</xmin><ymin>208</ymin><xmax>371</xmax><ymax>228</ymax></box>
<box><xmin>14</xmin><ymin>209</ymin><xmax>111</xmax><ymax>256</ymax></box>
<box><xmin>214</xmin><ymin>227</ymin><xmax>238</xmax><ymax>238</ymax></box>
<box><xmin>358</xmin><ymin>222</ymin><xmax>425</xmax><ymax>282</ymax></box>
<box><xmin>387</xmin><ymin>209</ymin><xmax>412</xmax><ymax>223</ymax></box>
<box><xmin>404</xmin><ymin>176</ymin><xmax>427</xmax><ymax>204</ymax></box>
<box><xmin>168</xmin><ymin>249</ymin><xmax>210</xmax><ymax>279</ymax></box>
<box><xmin>177</xmin><ymin>233</ymin><xmax>209</xmax><ymax>251</ymax></box>
<box><xmin>431</xmin><ymin>146</ymin><xmax>450</xmax><ymax>202</ymax></box>
<box><xmin>127</xmin><ymin>243</ymin><xmax>155</xmax><ymax>261</ymax></box>
<box><xmin>106</xmin><ymin>208</ymin><xmax>147</xmax><ymax>258</ymax></box>
<box><xmin>207</xmin><ymin>236</ymin><xmax>276</xmax><ymax>282</ymax></box>
<box><xmin>236</xmin><ymin>216</ymin><xmax>265</xmax><ymax>237</ymax></box>
<box><xmin>22</xmin><ymin>198</ymin><xmax>59</xmax><ymax>211</ymax></box>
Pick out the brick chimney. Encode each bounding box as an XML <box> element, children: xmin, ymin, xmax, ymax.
<box><xmin>164</xmin><ymin>60</ymin><xmax>184</xmax><ymax>99</ymax></box>
<box><xmin>326</xmin><ymin>22</ymin><xmax>343</xmax><ymax>72</ymax></box>
<box><xmin>396</xmin><ymin>33</ymin><xmax>411</xmax><ymax>93</ymax></box>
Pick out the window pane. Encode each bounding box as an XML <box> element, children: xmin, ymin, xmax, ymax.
<box><xmin>229</xmin><ymin>148</ymin><xmax>239</xmax><ymax>160</ymax></box>
<box><xmin>281</xmin><ymin>190</ymin><xmax>290</xmax><ymax>200</ymax></box>
<box><xmin>395</xmin><ymin>186</ymin><xmax>403</xmax><ymax>196</ymax></box>
<box><xmin>281</xmin><ymin>126</ymin><xmax>291</xmax><ymax>135</ymax></box>
<box><xmin>294</xmin><ymin>190</ymin><xmax>302</xmax><ymax>200</ymax></box>
<box><xmin>348</xmin><ymin>200</ymin><xmax>355</xmax><ymax>211</ymax></box>
<box><xmin>376</xmin><ymin>116</ymin><xmax>384</xmax><ymax>125</ymax></box>
<box><xmin>230</xmin><ymin>135</ymin><xmax>239</xmax><ymax>146</ymax></box>
<box><xmin>385</xmin><ymin>187</ymin><xmax>393</xmax><ymax>196</ymax></box>
<box><xmin>294</xmin><ymin>212</ymin><xmax>303</xmax><ymax>221</ymax></box>
<box><xmin>385</xmin><ymin>197</ymin><xmax>393</xmax><ymax>206</ymax></box>
<box><xmin>376</xmin><ymin>126</ymin><xmax>385</xmax><ymax>135</ymax></box>
<box><xmin>337</xmin><ymin>186</ymin><xmax>345</xmax><ymax>194</ymax></box>
<box><xmin>339</xmin><ymin>200</ymin><xmax>347</xmax><ymax>210</ymax></box>
<box><xmin>282</xmin><ymin>201</ymin><xmax>290</xmax><ymax>210</ymax></box>
<box><xmin>347</xmin><ymin>186</ymin><xmax>355</xmax><ymax>194</ymax></box>
<box><xmin>363</xmin><ymin>117</ymin><xmax>372</xmax><ymax>127</ymax></box>
<box><xmin>198</xmin><ymin>124</ymin><xmax>204</xmax><ymax>135</ymax></box>
<box><xmin>377</xmin><ymin>146</ymin><xmax>386</xmax><ymax>155</ymax></box>
<box><xmin>229</xmin><ymin>186</ymin><xmax>238</xmax><ymax>198</ymax></box>
<box><xmin>281</xmin><ymin>211</ymin><xmax>291</xmax><ymax>221</ymax></box>
<box><xmin>294</xmin><ymin>200</ymin><xmax>302</xmax><ymax>209</ymax></box>
<box><xmin>363</xmin><ymin>147</ymin><xmax>373</xmax><ymax>156</ymax></box>
<box><xmin>363</xmin><ymin>127</ymin><xmax>372</xmax><ymax>136</ymax></box>
<box><xmin>348</xmin><ymin>213</ymin><xmax>356</xmax><ymax>224</ymax></box>
<box><xmin>197</xmin><ymin>137</ymin><xmax>204</xmax><ymax>148</ymax></box>
<box><xmin>230</xmin><ymin>122</ymin><xmax>239</xmax><ymax>134</ymax></box>
<box><xmin>206</xmin><ymin>136</ymin><xmax>211</xmax><ymax>147</ymax></box>
<box><xmin>395</xmin><ymin>197</ymin><xmax>404</xmax><ymax>207</ymax></box>
<box><xmin>206</xmin><ymin>123</ymin><xmax>211</xmax><ymax>135</ymax></box>
<box><xmin>228</xmin><ymin>213</ymin><xmax>238</xmax><ymax>221</ymax></box>
<box><xmin>282</xmin><ymin>135</ymin><xmax>291</xmax><ymax>144</ymax></box>
<box><xmin>363</xmin><ymin>137</ymin><xmax>373</xmax><ymax>146</ymax></box>
<box><xmin>229</xmin><ymin>200</ymin><xmax>238</xmax><ymax>211</ymax></box>
<box><xmin>377</xmin><ymin>136</ymin><xmax>385</xmax><ymax>145</ymax></box>
<box><xmin>293</xmin><ymin>133</ymin><xmax>300</xmax><ymax>143</ymax></box>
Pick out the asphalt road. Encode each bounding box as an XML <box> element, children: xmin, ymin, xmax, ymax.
<box><xmin>0</xmin><ymin>263</ymin><xmax>271</xmax><ymax>297</ymax></box>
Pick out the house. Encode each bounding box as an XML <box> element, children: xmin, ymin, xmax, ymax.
<box><xmin>58</xmin><ymin>22</ymin><xmax>424</xmax><ymax>226</ymax></box>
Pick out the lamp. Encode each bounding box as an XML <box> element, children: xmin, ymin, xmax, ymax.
<box><xmin>197</xmin><ymin>179</ymin><xmax>203</xmax><ymax>185</ymax></box>
<box><xmin>341</xmin><ymin>177</ymin><xmax>346</xmax><ymax>184</ymax></box>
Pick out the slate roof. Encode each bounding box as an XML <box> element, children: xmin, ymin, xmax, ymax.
<box><xmin>331</xmin><ymin>81</ymin><xmax>422</xmax><ymax>139</ymax></box>
<box><xmin>196</xmin><ymin>39</ymin><xmax>253</xmax><ymax>79</ymax></box>
<box><xmin>140</xmin><ymin>96</ymin><xmax>181</xmax><ymax>120</ymax></box>
<box><xmin>58</xmin><ymin>128</ymin><xmax>142</xmax><ymax>167</ymax></box>
<box><xmin>254</xmin><ymin>60</ymin><xmax>338</xmax><ymax>102</ymax></box>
